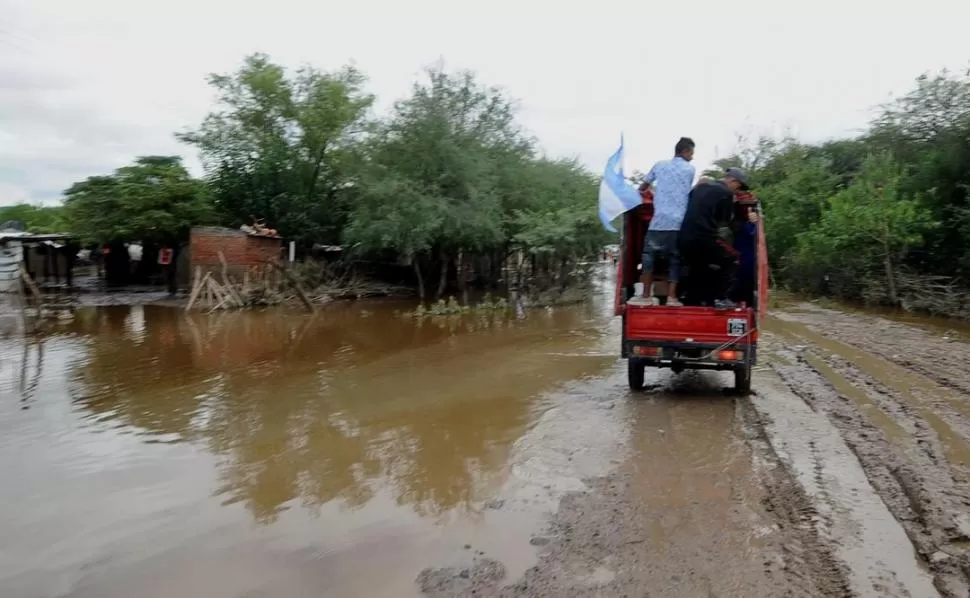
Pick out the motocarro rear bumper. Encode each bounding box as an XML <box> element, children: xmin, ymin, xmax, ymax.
<box><xmin>621</xmin><ymin>339</ymin><xmax>757</xmax><ymax>371</ymax></box>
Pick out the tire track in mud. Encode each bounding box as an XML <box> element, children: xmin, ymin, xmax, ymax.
<box><xmin>770</xmin><ymin>310</ymin><xmax>970</xmax><ymax>463</ymax></box>
<box><xmin>762</xmin><ymin>311</ymin><xmax>970</xmax><ymax>597</ymax></box>
<box><xmin>750</xmin><ymin>366</ymin><xmax>939</xmax><ymax>597</ymax></box>
<box><xmin>780</xmin><ymin>303</ymin><xmax>970</xmax><ymax>396</ymax></box>
<box><xmin>738</xmin><ymin>395</ymin><xmax>856</xmax><ymax>597</ymax></box>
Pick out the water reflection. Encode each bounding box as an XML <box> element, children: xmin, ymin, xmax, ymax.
<box><xmin>15</xmin><ymin>340</ymin><xmax>45</xmax><ymax>409</ymax></box>
<box><xmin>65</xmin><ymin>300</ymin><xmax>612</xmax><ymax>523</ymax></box>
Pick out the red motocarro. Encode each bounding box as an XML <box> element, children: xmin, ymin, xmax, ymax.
<box><xmin>614</xmin><ymin>189</ymin><xmax>769</xmax><ymax>394</ymax></box>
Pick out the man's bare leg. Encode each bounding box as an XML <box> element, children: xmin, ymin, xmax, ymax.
<box><xmin>639</xmin><ymin>272</ymin><xmax>658</xmax><ymax>304</ymax></box>
<box><xmin>667</xmin><ymin>282</ymin><xmax>682</xmax><ymax>306</ymax></box>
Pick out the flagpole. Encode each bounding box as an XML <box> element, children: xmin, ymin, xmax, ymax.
<box><xmin>620</xmin><ymin>133</ymin><xmax>627</xmax><ymax>179</ymax></box>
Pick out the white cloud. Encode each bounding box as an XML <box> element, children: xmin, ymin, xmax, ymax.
<box><xmin>1</xmin><ymin>0</ymin><xmax>968</xmax><ymax>206</ymax></box>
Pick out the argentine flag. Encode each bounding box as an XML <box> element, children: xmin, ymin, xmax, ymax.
<box><xmin>598</xmin><ymin>136</ymin><xmax>642</xmax><ymax>232</ymax></box>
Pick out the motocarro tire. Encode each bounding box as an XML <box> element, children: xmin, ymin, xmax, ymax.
<box><xmin>734</xmin><ymin>367</ymin><xmax>752</xmax><ymax>396</ymax></box>
<box><xmin>628</xmin><ymin>358</ymin><xmax>646</xmax><ymax>391</ymax></box>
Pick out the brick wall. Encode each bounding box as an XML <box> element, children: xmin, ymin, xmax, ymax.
<box><xmin>189</xmin><ymin>227</ymin><xmax>283</xmax><ymax>278</ymax></box>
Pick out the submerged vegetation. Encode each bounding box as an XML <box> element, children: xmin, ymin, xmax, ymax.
<box><xmin>411</xmin><ymin>294</ymin><xmax>510</xmax><ymax>318</ymax></box>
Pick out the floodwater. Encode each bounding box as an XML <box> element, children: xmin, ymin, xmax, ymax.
<box><xmin>3</xmin><ymin>276</ymin><xmax>964</xmax><ymax>597</ymax></box>
<box><xmin>1</xmin><ymin>273</ymin><xmax>635</xmax><ymax>598</ymax></box>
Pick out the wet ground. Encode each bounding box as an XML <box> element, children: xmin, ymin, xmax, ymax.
<box><xmin>2</xmin><ymin>272</ymin><xmax>970</xmax><ymax>597</ymax></box>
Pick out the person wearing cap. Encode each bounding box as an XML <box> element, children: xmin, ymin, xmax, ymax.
<box><xmin>633</xmin><ymin>137</ymin><xmax>696</xmax><ymax>306</ymax></box>
<box><xmin>678</xmin><ymin>168</ymin><xmax>750</xmax><ymax>307</ymax></box>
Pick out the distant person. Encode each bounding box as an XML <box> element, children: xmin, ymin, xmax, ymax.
<box><xmin>634</xmin><ymin>137</ymin><xmax>696</xmax><ymax>306</ymax></box>
<box><xmin>678</xmin><ymin>167</ymin><xmax>750</xmax><ymax>307</ymax></box>
<box><xmin>127</xmin><ymin>242</ymin><xmax>143</xmax><ymax>276</ymax></box>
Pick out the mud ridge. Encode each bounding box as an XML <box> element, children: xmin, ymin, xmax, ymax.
<box><xmin>737</xmin><ymin>396</ymin><xmax>855</xmax><ymax>597</ymax></box>
<box><xmin>768</xmin><ymin>343</ymin><xmax>970</xmax><ymax>597</ymax></box>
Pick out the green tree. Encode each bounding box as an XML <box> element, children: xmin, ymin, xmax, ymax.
<box><xmin>0</xmin><ymin>204</ymin><xmax>66</xmax><ymax>232</ymax></box>
<box><xmin>63</xmin><ymin>156</ymin><xmax>213</xmax><ymax>292</ymax></box>
<box><xmin>753</xmin><ymin>145</ymin><xmax>840</xmax><ymax>269</ymax></box>
<box><xmin>508</xmin><ymin>158</ymin><xmax>604</xmax><ymax>286</ymax></box>
<box><xmin>178</xmin><ymin>53</ymin><xmax>374</xmax><ymax>245</ymax></box>
<box><xmin>792</xmin><ymin>153</ymin><xmax>937</xmax><ymax>304</ymax></box>
<box><xmin>346</xmin><ymin>65</ymin><xmax>609</xmax><ymax>299</ymax></box>
<box><xmin>703</xmin><ymin>135</ymin><xmax>788</xmax><ymax>179</ymax></box>
<box><xmin>868</xmin><ymin>70</ymin><xmax>970</xmax><ymax>278</ymax></box>
<box><xmin>346</xmin><ymin>66</ymin><xmax>526</xmax><ymax>298</ymax></box>
<box><xmin>705</xmin><ymin>70</ymin><xmax>970</xmax><ymax>315</ymax></box>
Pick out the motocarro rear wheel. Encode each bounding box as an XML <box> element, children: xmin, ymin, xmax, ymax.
<box><xmin>628</xmin><ymin>358</ymin><xmax>646</xmax><ymax>391</ymax></box>
<box><xmin>734</xmin><ymin>367</ymin><xmax>752</xmax><ymax>396</ymax></box>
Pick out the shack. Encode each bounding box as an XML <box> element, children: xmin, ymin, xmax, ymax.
<box><xmin>0</xmin><ymin>232</ymin><xmax>24</xmax><ymax>293</ymax></box>
<box><xmin>0</xmin><ymin>230</ymin><xmax>76</xmax><ymax>293</ymax></box>
<box><xmin>189</xmin><ymin>226</ymin><xmax>284</xmax><ymax>279</ymax></box>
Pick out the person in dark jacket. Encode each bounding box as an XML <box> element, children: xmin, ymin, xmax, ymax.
<box><xmin>678</xmin><ymin>167</ymin><xmax>750</xmax><ymax>307</ymax></box>
<box><xmin>730</xmin><ymin>192</ymin><xmax>761</xmax><ymax>305</ymax></box>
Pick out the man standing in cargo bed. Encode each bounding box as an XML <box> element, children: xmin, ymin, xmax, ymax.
<box><xmin>636</xmin><ymin>137</ymin><xmax>696</xmax><ymax>306</ymax></box>
<box><xmin>679</xmin><ymin>167</ymin><xmax>750</xmax><ymax>307</ymax></box>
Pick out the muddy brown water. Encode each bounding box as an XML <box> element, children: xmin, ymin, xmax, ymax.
<box><xmin>0</xmin><ymin>296</ymin><xmax>586</xmax><ymax>596</ymax></box>
<box><xmin>0</xmin><ymin>268</ymin><xmax>774</xmax><ymax>598</ymax></box>
<box><xmin>2</xmin><ymin>279</ymin><xmax>962</xmax><ymax>597</ymax></box>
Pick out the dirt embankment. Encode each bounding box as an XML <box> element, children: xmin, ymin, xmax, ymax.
<box><xmin>417</xmin><ymin>302</ymin><xmax>970</xmax><ymax>597</ymax></box>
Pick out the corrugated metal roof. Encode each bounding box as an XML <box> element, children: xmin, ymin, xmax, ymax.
<box><xmin>0</xmin><ymin>232</ymin><xmax>73</xmax><ymax>244</ymax></box>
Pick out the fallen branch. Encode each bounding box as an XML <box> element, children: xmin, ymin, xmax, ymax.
<box><xmin>183</xmin><ymin>261</ymin><xmax>412</xmax><ymax>312</ymax></box>
<box><xmin>266</xmin><ymin>260</ymin><xmax>316</xmax><ymax>313</ymax></box>
<box><xmin>185</xmin><ymin>267</ymin><xmax>205</xmax><ymax>311</ymax></box>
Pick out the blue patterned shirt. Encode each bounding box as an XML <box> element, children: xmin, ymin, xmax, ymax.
<box><xmin>643</xmin><ymin>157</ymin><xmax>695</xmax><ymax>231</ymax></box>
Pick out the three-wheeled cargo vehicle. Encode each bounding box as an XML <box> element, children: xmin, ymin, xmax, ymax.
<box><xmin>614</xmin><ymin>189</ymin><xmax>769</xmax><ymax>394</ymax></box>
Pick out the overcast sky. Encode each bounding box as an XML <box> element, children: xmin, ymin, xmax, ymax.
<box><xmin>1</xmin><ymin>0</ymin><xmax>968</xmax><ymax>206</ymax></box>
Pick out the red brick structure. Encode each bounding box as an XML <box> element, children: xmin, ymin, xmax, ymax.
<box><xmin>189</xmin><ymin>227</ymin><xmax>282</xmax><ymax>278</ymax></box>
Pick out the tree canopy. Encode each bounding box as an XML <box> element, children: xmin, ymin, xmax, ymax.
<box><xmin>174</xmin><ymin>56</ymin><xmax>610</xmax><ymax>298</ymax></box>
<box><xmin>710</xmin><ymin>68</ymin><xmax>970</xmax><ymax>316</ymax></box>
<box><xmin>49</xmin><ymin>53</ymin><xmax>970</xmax><ymax>313</ymax></box>
<box><xmin>0</xmin><ymin>203</ymin><xmax>66</xmax><ymax>233</ymax></box>
<box><xmin>343</xmin><ymin>66</ymin><xmax>603</xmax><ymax>296</ymax></box>
<box><xmin>63</xmin><ymin>156</ymin><xmax>213</xmax><ymax>245</ymax></box>
<box><xmin>177</xmin><ymin>53</ymin><xmax>374</xmax><ymax>246</ymax></box>
<box><xmin>47</xmin><ymin>54</ymin><xmax>611</xmax><ymax>298</ymax></box>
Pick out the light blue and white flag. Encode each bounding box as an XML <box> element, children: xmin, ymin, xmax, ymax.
<box><xmin>598</xmin><ymin>136</ymin><xmax>642</xmax><ymax>232</ymax></box>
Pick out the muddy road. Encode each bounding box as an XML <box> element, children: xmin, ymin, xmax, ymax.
<box><xmin>1</xmin><ymin>272</ymin><xmax>969</xmax><ymax>597</ymax></box>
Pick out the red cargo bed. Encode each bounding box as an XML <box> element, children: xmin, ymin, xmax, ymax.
<box><xmin>624</xmin><ymin>304</ymin><xmax>758</xmax><ymax>345</ymax></box>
